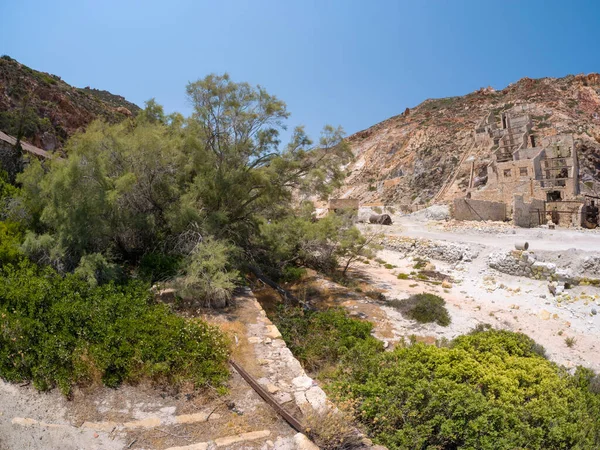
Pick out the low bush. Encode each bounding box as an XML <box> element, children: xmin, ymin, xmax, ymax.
<box><xmin>272</xmin><ymin>306</ymin><xmax>383</xmax><ymax>375</ymax></box>
<box><xmin>139</xmin><ymin>252</ymin><xmax>182</xmax><ymax>283</ymax></box>
<box><xmin>364</xmin><ymin>290</ymin><xmax>386</xmax><ymax>301</ymax></box>
<box><xmin>178</xmin><ymin>238</ymin><xmax>239</xmax><ymax>308</ymax></box>
<box><xmin>412</xmin><ymin>258</ymin><xmax>427</xmax><ymax>269</ymax></box>
<box><xmin>305</xmin><ymin>408</ymin><xmax>364</xmax><ymax>450</ymax></box>
<box><xmin>0</xmin><ymin>261</ymin><xmax>229</xmax><ymax>395</ymax></box>
<box><xmin>281</xmin><ymin>265</ymin><xmax>306</xmax><ymax>283</ymax></box>
<box><xmin>396</xmin><ymin>273</ymin><xmax>409</xmax><ymax>280</ymax></box>
<box><xmin>394</xmin><ymin>293</ymin><xmax>450</xmax><ymax>326</ymax></box>
<box><xmin>0</xmin><ymin>221</ymin><xmax>23</xmax><ymax>265</ymax></box>
<box><xmin>331</xmin><ymin>329</ymin><xmax>600</xmax><ymax>450</ymax></box>
<box><xmin>273</xmin><ymin>305</ymin><xmax>600</xmax><ymax>449</ymax></box>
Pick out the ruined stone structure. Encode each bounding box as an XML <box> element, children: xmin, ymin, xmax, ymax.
<box><xmin>513</xmin><ymin>195</ymin><xmax>546</xmax><ymax>228</ymax></box>
<box><xmin>469</xmin><ymin>108</ymin><xmax>581</xmax><ymax>223</ymax></box>
<box><xmin>452</xmin><ymin>198</ymin><xmax>506</xmax><ymax>222</ymax></box>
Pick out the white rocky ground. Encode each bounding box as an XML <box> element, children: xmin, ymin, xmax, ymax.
<box><xmin>354</xmin><ymin>215</ymin><xmax>600</xmax><ymax>372</ymax></box>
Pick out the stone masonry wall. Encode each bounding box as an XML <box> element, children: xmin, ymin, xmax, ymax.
<box><xmin>513</xmin><ymin>195</ymin><xmax>546</xmax><ymax>227</ymax></box>
<box><xmin>382</xmin><ymin>235</ymin><xmax>480</xmax><ymax>264</ymax></box>
<box><xmin>452</xmin><ymin>198</ymin><xmax>506</xmax><ymax>222</ymax></box>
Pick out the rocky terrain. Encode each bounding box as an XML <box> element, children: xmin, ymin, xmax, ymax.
<box><xmin>0</xmin><ymin>55</ymin><xmax>140</xmax><ymax>152</ymax></box>
<box><xmin>350</xmin><ymin>215</ymin><xmax>600</xmax><ymax>373</ymax></box>
<box><xmin>338</xmin><ymin>74</ymin><xmax>600</xmax><ymax>207</ymax></box>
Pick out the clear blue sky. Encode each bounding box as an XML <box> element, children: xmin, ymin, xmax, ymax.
<box><xmin>1</xmin><ymin>0</ymin><xmax>599</xmax><ymax>143</ymax></box>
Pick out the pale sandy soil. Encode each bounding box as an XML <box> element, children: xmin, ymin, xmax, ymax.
<box><xmin>350</xmin><ymin>218</ymin><xmax>600</xmax><ymax>373</ymax></box>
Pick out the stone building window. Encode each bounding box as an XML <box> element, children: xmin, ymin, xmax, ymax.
<box><xmin>503</xmin><ymin>169</ymin><xmax>512</xmax><ymax>178</ymax></box>
<box><xmin>519</xmin><ymin>167</ymin><xmax>528</xmax><ymax>176</ymax></box>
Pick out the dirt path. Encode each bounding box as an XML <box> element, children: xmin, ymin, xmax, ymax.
<box><xmin>365</xmin><ymin>218</ymin><xmax>600</xmax><ymax>252</ymax></box>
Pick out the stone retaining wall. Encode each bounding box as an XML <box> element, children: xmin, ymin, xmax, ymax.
<box><xmin>382</xmin><ymin>236</ymin><xmax>480</xmax><ymax>263</ymax></box>
<box><xmin>452</xmin><ymin>198</ymin><xmax>506</xmax><ymax>222</ymax></box>
<box><xmin>488</xmin><ymin>250</ymin><xmax>580</xmax><ymax>284</ymax></box>
<box><xmin>244</xmin><ymin>288</ymin><xmax>385</xmax><ymax>450</ymax></box>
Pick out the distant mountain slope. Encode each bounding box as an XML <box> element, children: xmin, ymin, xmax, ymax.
<box><xmin>338</xmin><ymin>74</ymin><xmax>600</xmax><ymax>207</ymax></box>
<box><xmin>0</xmin><ymin>55</ymin><xmax>140</xmax><ymax>152</ymax></box>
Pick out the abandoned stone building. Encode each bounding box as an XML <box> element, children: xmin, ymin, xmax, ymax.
<box><xmin>460</xmin><ymin>108</ymin><xmax>586</xmax><ymax>227</ymax></box>
<box><xmin>472</xmin><ymin>109</ymin><xmax>578</xmax><ymax>204</ymax></box>
<box><xmin>0</xmin><ymin>131</ymin><xmax>49</xmax><ymax>181</ymax></box>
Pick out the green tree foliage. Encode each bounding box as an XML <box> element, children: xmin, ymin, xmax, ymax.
<box><xmin>0</xmin><ymin>260</ymin><xmax>229</xmax><ymax>395</ymax></box>
<box><xmin>258</xmin><ymin>209</ymin><xmax>378</xmax><ymax>278</ymax></box>
<box><xmin>15</xmin><ymin>74</ymin><xmax>353</xmax><ymax>280</ymax></box>
<box><xmin>177</xmin><ymin>238</ymin><xmax>239</xmax><ymax>308</ymax></box>
<box><xmin>0</xmin><ymin>221</ymin><xmax>23</xmax><ymax>265</ymax></box>
<box><xmin>19</xmin><ymin>120</ymin><xmax>184</xmax><ymax>267</ymax></box>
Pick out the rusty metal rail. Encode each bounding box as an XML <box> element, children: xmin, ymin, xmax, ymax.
<box><xmin>229</xmin><ymin>359</ymin><xmax>305</xmax><ymax>433</ymax></box>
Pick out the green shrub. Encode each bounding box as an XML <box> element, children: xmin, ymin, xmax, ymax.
<box><xmin>0</xmin><ymin>221</ymin><xmax>23</xmax><ymax>264</ymax></box>
<box><xmin>0</xmin><ymin>261</ymin><xmax>229</xmax><ymax>395</ymax></box>
<box><xmin>281</xmin><ymin>265</ymin><xmax>306</xmax><ymax>282</ymax></box>
<box><xmin>371</xmin><ymin>206</ymin><xmax>382</xmax><ymax>214</ymax></box>
<box><xmin>139</xmin><ymin>252</ymin><xmax>181</xmax><ymax>283</ymax></box>
<box><xmin>74</xmin><ymin>253</ymin><xmax>123</xmax><ymax>287</ymax></box>
<box><xmin>393</xmin><ymin>293</ymin><xmax>451</xmax><ymax>326</ymax></box>
<box><xmin>178</xmin><ymin>238</ymin><xmax>239</xmax><ymax>308</ymax></box>
<box><xmin>412</xmin><ymin>258</ymin><xmax>428</xmax><ymax>269</ymax></box>
<box><xmin>331</xmin><ymin>330</ymin><xmax>600</xmax><ymax>449</ymax></box>
<box><xmin>396</xmin><ymin>273</ymin><xmax>409</xmax><ymax>280</ymax></box>
<box><xmin>383</xmin><ymin>263</ymin><xmax>396</xmax><ymax>270</ymax></box>
<box><xmin>272</xmin><ymin>306</ymin><xmax>383</xmax><ymax>375</ymax></box>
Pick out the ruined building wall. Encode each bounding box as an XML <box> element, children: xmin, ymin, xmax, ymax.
<box><xmin>513</xmin><ymin>195</ymin><xmax>546</xmax><ymax>228</ymax></box>
<box><xmin>546</xmin><ymin>201</ymin><xmax>585</xmax><ymax>228</ymax></box>
<box><xmin>452</xmin><ymin>198</ymin><xmax>506</xmax><ymax>222</ymax></box>
<box><xmin>472</xmin><ymin>154</ymin><xmax>546</xmax><ymax>213</ymax></box>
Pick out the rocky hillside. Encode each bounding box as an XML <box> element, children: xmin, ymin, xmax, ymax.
<box><xmin>338</xmin><ymin>74</ymin><xmax>600</xmax><ymax>208</ymax></box>
<box><xmin>0</xmin><ymin>55</ymin><xmax>140</xmax><ymax>152</ymax></box>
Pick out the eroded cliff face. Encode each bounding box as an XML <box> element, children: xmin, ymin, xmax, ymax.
<box><xmin>338</xmin><ymin>74</ymin><xmax>600</xmax><ymax>208</ymax></box>
<box><xmin>0</xmin><ymin>56</ymin><xmax>140</xmax><ymax>152</ymax></box>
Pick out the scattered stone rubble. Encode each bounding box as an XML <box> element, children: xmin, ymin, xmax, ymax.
<box><xmin>438</xmin><ymin>219</ymin><xmax>517</xmax><ymax>235</ymax></box>
<box><xmin>407</xmin><ymin>204</ymin><xmax>450</xmax><ymax>222</ymax></box>
<box><xmin>382</xmin><ymin>236</ymin><xmax>480</xmax><ymax>264</ymax></box>
<box><xmin>581</xmin><ymin>255</ymin><xmax>600</xmax><ymax>277</ymax></box>
<box><xmin>487</xmin><ymin>250</ymin><xmax>600</xmax><ymax>286</ymax></box>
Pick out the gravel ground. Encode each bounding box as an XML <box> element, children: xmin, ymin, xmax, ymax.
<box><xmin>354</xmin><ymin>217</ymin><xmax>600</xmax><ymax>373</ymax></box>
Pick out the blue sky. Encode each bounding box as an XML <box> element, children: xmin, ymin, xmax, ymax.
<box><xmin>1</xmin><ymin>0</ymin><xmax>599</xmax><ymax>143</ymax></box>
